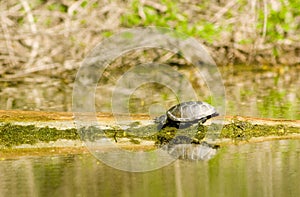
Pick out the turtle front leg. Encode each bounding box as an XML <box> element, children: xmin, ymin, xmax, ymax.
<box><xmin>199</xmin><ymin>117</ymin><xmax>208</xmax><ymax>124</ymax></box>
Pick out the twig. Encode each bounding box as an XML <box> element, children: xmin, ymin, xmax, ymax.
<box><xmin>20</xmin><ymin>0</ymin><xmax>39</xmax><ymax>68</ymax></box>
<box><xmin>143</xmin><ymin>0</ymin><xmax>167</xmax><ymax>12</ymax></box>
<box><xmin>1</xmin><ymin>14</ymin><xmax>17</xmax><ymax>67</ymax></box>
<box><xmin>261</xmin><ymin>0</ymin><xmax>268</xmax><ymax>43</ymax></box>
<box><xmin>138</xmin><ymin>0</ymin><xmax>146</xmax><ymax>21</ymax></box>
<box><xmin>0</xmin><ymin>63</ymin><xmax>60</xmax><ymax>80</ymax></box>
<box><xmin>210</xmin><ymin>0</ymin><xmax>237</xmax><ymax>23</ymax></box>
<box><xmin>67</xmin><ymin>0</ymin><xmax>86</xmax><ymax>16</ymax></box>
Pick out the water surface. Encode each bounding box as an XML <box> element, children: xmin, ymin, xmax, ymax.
<box><xmin>0</xmin><ymin>140</ymin><xmax>299</xmax><ymax>197</ymax></box>
<box><xmin>0</xmin><ymin>66</ymin><xmax>299</xmax><ymax>120</ymax></box>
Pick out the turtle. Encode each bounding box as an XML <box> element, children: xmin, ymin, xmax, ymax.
<box><xmin>154</xmin><ymin>101</ymin><xmax>219</xmax><ymax>129</ymax></box>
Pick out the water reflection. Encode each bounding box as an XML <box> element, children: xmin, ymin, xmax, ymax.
<box><xmin>0</xmin><ymin>140</ymin><xmax>299</xmax><ymax>196</ymax></box>
<box><xmin>0</xmin><ymin>66</ymin><xmax>299</xmax><ymax>119</ymax></box>
<box><xmin>222</xmin><ymin>66</ymin><xmax>300</xmax><ymax>119</ymax></box>
<box><xmin>0</xmin><ymin>79</ymin><xmax>72</xmax><ymax>111</ymax></box>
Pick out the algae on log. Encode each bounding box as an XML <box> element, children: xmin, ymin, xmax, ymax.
<box><xmin>0</xmin><ymin>123</ymin><xmax>79</xmax><ymax>148</ymax></box>
<box><xmin>0</xmin><ymin>110</ymin><xmax>300</xmax><ymax>149</ymax></box>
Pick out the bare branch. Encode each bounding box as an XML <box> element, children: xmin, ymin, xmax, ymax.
<box><xmin>20</xmin><ymin>0</ymin><xmax>39</xmax><ymax>68</ymax></box>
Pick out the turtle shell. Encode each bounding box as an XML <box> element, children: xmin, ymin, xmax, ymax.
<box><xmin>167</xmin><ymin>101</ymin><xmax>217</xmax><ymax>122</ymax></box>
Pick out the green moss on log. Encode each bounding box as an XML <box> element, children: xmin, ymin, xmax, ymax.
<box><xmin>0</xmin><ymin>123</ymin><xmax>79</xmax><ymax>148</ymax></box>
<box><xmin>1</xmin><ymin>119</ymin><xmax>299</xmax><ymax>148</ymax></box>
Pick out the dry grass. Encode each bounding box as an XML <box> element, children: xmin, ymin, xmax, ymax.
<box><xmin>0</xmin><ymin>0</ymin><xmax>126</xmax><ymax>78</ymax></box>
<box><xmin>0</xmin><ymin>0</ymin><xmax>299</xmax><ymax>80</ymax></box>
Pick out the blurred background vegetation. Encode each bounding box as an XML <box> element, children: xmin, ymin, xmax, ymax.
<box><xmin>0</xmin><ymin>0</ymin><xmax>299</xmax><ymax>119</ymax></box>
<box><xmin>0</xmin><ymin>0</ymin><xmax>299</xmax><ymax>78</ymax></box>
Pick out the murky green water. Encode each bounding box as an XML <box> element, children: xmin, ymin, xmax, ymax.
<box><xmin>0</xmin><ymin>66</ymin><xmax>299</xmax><ymax>120</ymax></box>
<box><xmin>1</xmin><ymin>140</ymin><xmax>299</xmax><ymax>197</ymax></box>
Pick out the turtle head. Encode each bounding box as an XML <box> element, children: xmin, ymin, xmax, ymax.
<box><xmin>154</xmin><ymin>114</ymin><xmax>167</xmax><ymax>125</ymax></box>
